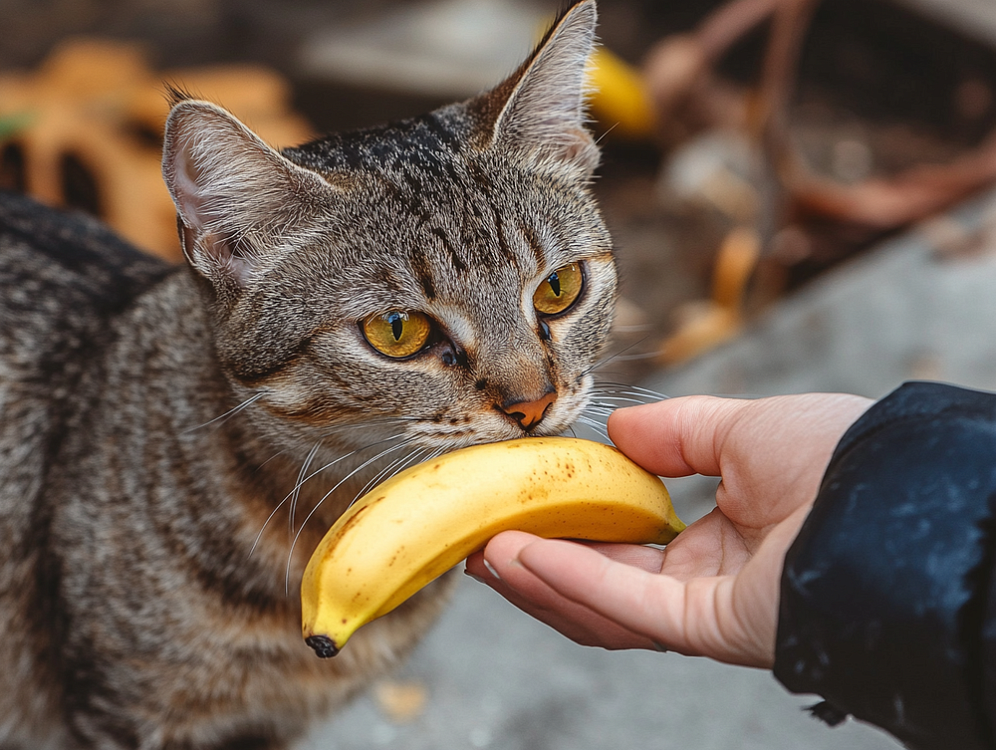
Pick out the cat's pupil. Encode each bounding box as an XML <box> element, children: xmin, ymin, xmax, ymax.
<box><xmin>548</xmin><ymin>273</ymin><xmax>562</xmax><ymax>297</ymax></box>
<box><xmin>388</xmin><ymin>312</ymin><xmax>404</xmax><ymax>341</ymax></box>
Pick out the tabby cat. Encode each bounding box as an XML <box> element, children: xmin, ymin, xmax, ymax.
<box><xmin>0</xmin><ymin>2</ymin><xmax>619</xmax><ymax>748</ymax></box>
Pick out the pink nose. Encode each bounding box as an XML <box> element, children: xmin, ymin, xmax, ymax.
<box><xmin>500</xmin><ymin>391</ymin><xmax>557</xmax><ymax>431</ymax></box>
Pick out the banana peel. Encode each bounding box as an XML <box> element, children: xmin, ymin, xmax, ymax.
<box><xmin>301</xmin><ymin>436</ymin><xmax>683</xmax><ymax>657</ymax></box>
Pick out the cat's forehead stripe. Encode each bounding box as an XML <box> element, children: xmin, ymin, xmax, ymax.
<box><xmin>427</xmin><ymin>225</ymin><xmax>467</xmax><ymax>276</ymax></box>
<box><xmin>521</xmin><ymin>222</ymin><xmax>546</xmax><ymax>273</ymax></box>
<box><xmin>490</xmin><ymin>206</ymin><xmax>517</xmax><ymax>269</ymax></box>
<box><xmin>409</xmin><ymin>244</ymin><xmax>437</xmax><ymax>300</ymax></box>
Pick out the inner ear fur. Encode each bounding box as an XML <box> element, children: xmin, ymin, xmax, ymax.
<box><xmin>479</xmin><ymin>0</ymin><xmax>600</xmax><ymax>175</ymax></box>
<box><xmin>162</xmin><ymin>100</ymin><xmax>334</xmax><ymax>288</ymax></box>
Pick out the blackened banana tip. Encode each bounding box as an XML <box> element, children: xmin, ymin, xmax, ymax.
<box><xmin>305</xmin><ymin>635</ymin><xmax>339</xmax><ymax>658</ymax></box>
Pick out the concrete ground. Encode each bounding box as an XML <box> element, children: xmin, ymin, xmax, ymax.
<box><xmin>300</xmin><ymin>188</ymin><xmax>996</xmax><ymax>750</ymax></box>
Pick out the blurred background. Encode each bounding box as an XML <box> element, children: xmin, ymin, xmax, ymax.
<box><xmin>3</xmin><ymin>0</ymin><xmax>996</xmax><ymax>747</ymax></box>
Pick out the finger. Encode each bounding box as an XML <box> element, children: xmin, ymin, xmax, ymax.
<box><xmin>467</xmin><ymin>535</ymin><xmax>660</xmax><ymax>650</ymax></box>
<box><xmin>514</xmin><ymin>537</ymin><xmax>768</xmax><ymax>667</ymax></box>
<box><xmin>609</xmin><ymin>394</ymin><xmax>873</xmax><ymax>529</ymax></box>
<box><xmin>607</xmin><ymin>394</ymin><xmax>871</xmax><ymax>482</ymax></box>
<box><xmin>469</xmin><ymin>532</ymin><xmax>666</xmax><ymax>584</ymax></box>
<box><xmin>512</xmin><ymin>537</ymin><xmax>688</xmax><ymax>648</ymax></box>
<box><xmin>466</xmin><ymin>529</ymin><xmax>536</xmax><ymax>579</ymax></box>
<box><xmin>606</xmin><ymin>396</ymin><xmax>747</xmax><ymax>478</ymax></box>
<box><xmin>574</xmin><ymin>541</ymin><xmax>665</xmax><ymax>573</ymax></box>
<box><xmin>466</xmin><ymin>562</ymin><xmax>660</xmax><ymax>651</ymax></box>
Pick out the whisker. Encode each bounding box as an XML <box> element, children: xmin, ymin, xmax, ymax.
<box><xmin>605</xmin><ymin>350</ymin><xmax>665</xmax><ymax>362</ymax></box>
<box><xmin>285</xmin><ymin>432</ymin><xmax>408</xmax><ymax>509</ymax></box>
<box><xmin>575</xmin><ymin>379</ymin><xmax>671</xmax><ymax>442</ymax></box>
<box><xmin>594</xmin><ymin>382</ymin><xmax>669</xmax><ymax>400</ymax></box>
<box><xmin>285</xmin><ymin>438</ymin><xmax>418</xmax><ymax>593</ymax></box>
<box><xmin>590</xmin><ymin>392</ymin><xmax>663</xmax><ymax>406</ymax></box>
<box><xmin>256</xmin><ymin>449</ymin><xmax>291</xmax><ymax>472</ymax></box>
<box><xmin>575</xmin><ymin>416</ymin><xmax>610</xmax><ymax>442</ymax></box>
<box><xmin>423</xmin><ymin>446</ymin><xmax>448</xmax><ymax>464</ymax></box>
<box><xmin>183</xmin><ymin>391</ymin><xmax>264</xmax><ymax>434</ymax></box>
<box><xmin>408</xmin><ymin>446</ymin><xmax>447</xmax><ymax>477</ymax></box>
<box><xmin>395</xmin><ymin>444</ymin><xmax>438</xmax><ymax>474</ymax></box>
<box><xmin>590</xmin><ymin>395</ymin><xmax>656</xmax><ymax>406</ymax></box>
<box><xmin>584</xmin><ymin>407</ymin><xmax>616</xmax><ymax>418</ymax></box>
<box><xmin>357</xmin><ymin>443</ymin><xmax>453</xmax><ymax>504</ymax></box>
<box><xmin>391</xmin><ymin>446</ymin><xmax>429</xmax><ymax>475</ymax></box>
<box><xmin>360</xmin><ymin>445</ymin><xmax>438</xmax><ymax>502</ymax></box>
<box><xmin>380</xmin><ymin>445</ymin><xmax>445</xmax><ymax>488</ymax></box>
<box><xmin>594</xmin><ymin>121</ymin><xmax>619</xmax><ymax>145</ymax></box>
<box><xmin>577</xmin><ymin>410</ymin><xmax>610</xmax><ymax>425</ymax></box>
<box><xmin>581</xmin><ymin>335</ymin><xmax>654</xmax><ymax>379</ymax></box>
<box><xmin>248</xmin><ymin>433</ymin><xmax>406</xmax><ymax>559</ymax></box>
<box><xmin>254</xmin><ymin>421</ymin><xmax>412</xmax><ymax>480</ymax></box>
<box><xmin>250</xmin><ymin>444</ymin><xmax>365</xmax><ymax>560</ymax></box>
<box><xmin>316</xmin><ymin>416</ymin><xmax>420</xmax><ymax>433</ymax></box>
<box><xmin>351</xmin><ymin>446</ymin><xmax>425</xmax><ymax>505</ymax></box>
<box><xmin>290</xmin><ymin>440</ymin><xmax>323</xmax><ymax>535</ymax></box>
<box><xmin>587</xmin><ymin>397</ymin><xmax>641</xmax><ymax>408</ymax></box>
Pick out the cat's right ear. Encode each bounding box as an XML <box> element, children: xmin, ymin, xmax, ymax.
<box><xmin>162</xmin><ymin>100</ymin><xmax>332</xmax><ymax>293</ymax></box>
<box><xmin>478</xmin><ymin>0</ymin><xmax>600</xmax><ymax>177</ymax></box>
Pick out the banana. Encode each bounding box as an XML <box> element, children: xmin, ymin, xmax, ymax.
<box><xmin>587</xmin><ymin>46</ymin><xmax>657</xmax><ymax>140</ymax></box>
<box><xmin>301</xmin><ymin>436</ymin><xmax>684</xmax><ymax>657</ymax></box>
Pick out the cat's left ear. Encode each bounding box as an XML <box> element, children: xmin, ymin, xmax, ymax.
<box><xmin>162</xmin><ymin>98</ymin><xmax>334</xmax><ymax>293</ymax></box>
<box><xmin>481</xmin><ymin>0</ymin><xmax>599</xmax><ymax>176</ymax></box>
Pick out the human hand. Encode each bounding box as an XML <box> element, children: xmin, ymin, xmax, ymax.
<box><xmin>465</xmin><ymin>393</ymin><xmax>872</xmax><ymax>668</ymax></box>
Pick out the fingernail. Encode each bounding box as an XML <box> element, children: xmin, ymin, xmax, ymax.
<box><xmin>652</xmin><ymin>641</ymin><xmax>669</xmax><ymax>653</ymax></box>
<box><xmin>483</xmin><ymin>559</ymin><xmax>501</xmax><ymax>581</ymax></box>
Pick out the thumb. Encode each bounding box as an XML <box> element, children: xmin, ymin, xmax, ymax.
<box><xmin>607</xmin><ymin>395</ymin><xmax>748</xmax><ymax>478</ymax></box>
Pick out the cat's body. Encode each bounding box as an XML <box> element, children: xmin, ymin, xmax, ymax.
<box><xmin>0</xmin><ymin>3</ymin><xmax>617</xmax><ymax>748</ymax></box>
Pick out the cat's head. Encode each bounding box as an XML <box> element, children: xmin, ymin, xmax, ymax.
<box><xmin>162</xmin><ymin>0</ymin><xmax>616</xmax><ymax>455</ymax></box>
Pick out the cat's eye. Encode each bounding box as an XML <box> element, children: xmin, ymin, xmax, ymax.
<box><xmin>533</xmin><ymin>263</ymin><xmax>583</xmax><ymax>316</ymax></box>
<box><xmin>362</xmin><ymin>311</ymin><xmax>432</xmax><ymax>358</ymax></box>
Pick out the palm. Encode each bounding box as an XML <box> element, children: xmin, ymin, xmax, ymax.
<box><xmin>659</xmin><ymin>508</ymin><xmax>752</xmax><ymax>579</ymax></box>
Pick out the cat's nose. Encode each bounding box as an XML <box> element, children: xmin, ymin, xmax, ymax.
<box><xmin>500</xmin><ymin>391</ymin><xmax>557</xmax><ymax>432</ymax></box>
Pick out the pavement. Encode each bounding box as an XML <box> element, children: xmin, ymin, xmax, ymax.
<box><xmin>300</xmin><ymin>188</ymin><xmax>996</xmax><ymax>750</ymax></box>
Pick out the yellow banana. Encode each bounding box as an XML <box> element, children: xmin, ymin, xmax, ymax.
<box><xmin>588</xmin><ymin>46</ymin><xmax>656</xmax><ymax>140</ymax></box>
<box><xmin>301</xmin><ymin>436</ymin><xmax>684</xmax><ymax>657</ymax></box>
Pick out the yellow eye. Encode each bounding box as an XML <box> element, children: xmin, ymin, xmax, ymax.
<box><xmin>362</xmin><ymin>311</ymin><xmax>432</xmax><ymax>358</ymax></box>
<box><xmin>533</xmin><ymin>263</ymin><xmax>583</xmax><ymax>316</ymax></box>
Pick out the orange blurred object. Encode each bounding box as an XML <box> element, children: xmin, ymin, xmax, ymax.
<box><xmin>0</xmin><ymin>39</ymin><xmax>313</xmax><ymax>260</ymax></box>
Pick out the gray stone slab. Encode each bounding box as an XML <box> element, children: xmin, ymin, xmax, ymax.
<box><xmin>301</xmin><ymin>577</ymin><xmax>900</xmax><ymax>750</ymax></box>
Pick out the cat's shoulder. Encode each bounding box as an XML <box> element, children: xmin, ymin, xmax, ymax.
<box><xmin>0</xmin><ymin>191</ymin><xmax>176</xmax><ymax>319</ymax></box>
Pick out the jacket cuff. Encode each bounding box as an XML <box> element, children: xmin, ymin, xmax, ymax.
<box><xmin>774</xmin><ymin>382</ymin><xmax>996</xmax><ymax>749</ymax></box>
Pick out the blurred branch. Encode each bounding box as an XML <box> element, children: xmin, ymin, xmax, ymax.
<box><xmin>789</xmin><ymin>134</ymin><xmax>996</xmax><ymax>228</ymax></box>
<box><xmin>648</xmin><ymin>0</ymin><xmax>996</xmax><ymax>362</ymax></box>
<box><xmin>752</xmin><ymin>0</ymin><xmax>820</xmax><ymax>256</ymax></box>
<box><xmin>647</xmin><ymin>0</ymin><xmax>996</xmax><ymax>232</ymax></box>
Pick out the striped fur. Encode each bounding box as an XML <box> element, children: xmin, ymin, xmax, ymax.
<box><xmin>0</xmin><ymin>2</ymin><xmax>615</xmax><ymax>748</ymax></box>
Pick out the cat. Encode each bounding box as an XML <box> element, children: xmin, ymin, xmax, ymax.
<box><xmin>0</xmin><ymin>2</ymin><xmax>619</xmax><ymax>748</ymax></box>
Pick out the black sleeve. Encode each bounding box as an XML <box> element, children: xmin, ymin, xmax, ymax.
<box><xmin>774</xmin><ymin>381</ymin><xmax>996</xmax><ymax>750</ymax></box>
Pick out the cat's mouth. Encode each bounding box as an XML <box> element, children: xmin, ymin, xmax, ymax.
<box><xmin>411</xmin><ymin>388</ymin><xmax>591</xmax><ymax>452</ymax></box>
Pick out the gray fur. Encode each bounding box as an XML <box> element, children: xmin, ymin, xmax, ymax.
<box><xmin>0</xmin><ymin>2</ymin><xmax>616</xmax><ymax>748</ymax></box>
